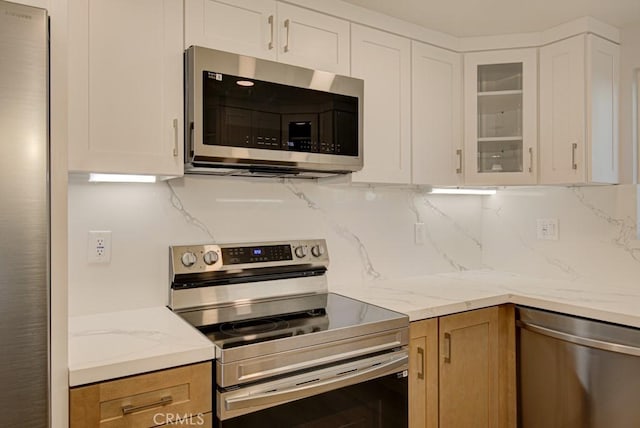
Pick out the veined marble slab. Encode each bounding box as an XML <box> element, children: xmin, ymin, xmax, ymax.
<box><xmin>331</xmin><ymin>270</ymin><xmax>640</xmax><ymax>328</ymax></box>
<box><xmin>68</xmin><ymin>306</ymin><xmax>214</xmax><ymax>386</ymax></box>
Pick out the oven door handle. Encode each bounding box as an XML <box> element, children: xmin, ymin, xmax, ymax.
<box><xmin>224</xmin><ymin>354</ymin><xmax>408</xmax><ymax>412</ymax></box>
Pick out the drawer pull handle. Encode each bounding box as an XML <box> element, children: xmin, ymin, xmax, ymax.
<box><xmin>571</xmin><ymin>142</ymin><xmax>578</xmax><ymax>170</ymax></box>
<box><xmin>268</xmin><ymin>15</ymin><xmax>274</xmax><ymax>50</ymax></box>
<box><xmin>456</xmin><ymin>149</ymin><xmax>463</xmax><ymax>174</ymax></box>
<box><xmin>443</xmin><ymin>332</ymin><xmax>451</xmax><ymax>363</ymax></box>
<box><xmin>122</xmin><ymin>395</ymin><xmax>173</xmax><ymax>415</ymax></box>
<box><xmin>284</xmin><ymin>19</ymin><xmax>291</xmax><ymax>53</ymax></box>
<box><xmin>417</xmin><ymin>347</ymin><xmax>425</xmax><ymax>380</ymax></box>
<box><xmin>172</xmin><ymin>118</ymin><xmax>179</xmax><ymax>157</ymax></box>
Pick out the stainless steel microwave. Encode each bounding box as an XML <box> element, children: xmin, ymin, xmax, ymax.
<box><xmin>184</xmin><ymin>46</ymin><xmax>364</xmax><ymax>178</ymax></box>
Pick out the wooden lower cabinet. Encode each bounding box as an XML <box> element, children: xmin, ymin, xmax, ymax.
<box><xmin>70</xmin><ymin>362</ymin><xmax>212</xmax><ymax>428</ymax></box>
<box><xmin>409</xmin><ymin>318</ymin><xmax>439</xmax><ymax>428</ymax></box>
<box><xmin>409</xmin><ymin>305</ymin><xmax>516</xmax><ymax>428</ymax></box>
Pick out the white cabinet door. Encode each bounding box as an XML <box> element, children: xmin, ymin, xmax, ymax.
<box><xmin>587</xmin><ymin>35</ymin><xmax>619</xmax><ymax>184</ymax></box>
<box><xmin>464</xmin><ymin>49</ymin><xmax>537</xmax><ymax>185</ymax></box>
<box><xmin>350</xmin><ymin>25</ymin><xmax>411</xmax><ymax>184</ymax></box>
<box><xmin>68</xmin><ymin>0</ymin><xmax>183</xmax><ymax>176</ymax></box>
<box><xmin>184</xmin><ymin>1</ymin><xmax>349</xmax><ymax>74</ymax></box>
<box><xmin>184</xmin><ymin>0</ymin><xmax>277</xmax><ymax>60</ymax></box>
<box><xmin>276</xmin><ymin>2</ymin><xmax>350</xmax><ymax>75</ymax></box>
<box><xmin>539</xmin><ymin>34</ymin><xmax>619</xmax><ymax>184</ymax></box>
<box><xmin>412</xmin><ymin>41</ymin><xmax>463</xmax><ymax>186</ymax></box>
<box><xmin>539</xmin><ymin>35</ymin><xmax>586</xmax><ymax>184</ymax></box>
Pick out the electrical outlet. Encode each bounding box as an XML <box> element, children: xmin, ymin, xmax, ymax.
<box><xmin>414</xmin><ymin>222</ymin><xmax>426</xmax><ymax>245</ymax></box>
<box><xmin>536</xmin><ymin>219</ymin><xmax>558</xmax><ymax>241</ymax></box>
<box><xmin>88</xmin><ymin>231</ymin><xmax>112</xmax><ymax>263</ymax></box>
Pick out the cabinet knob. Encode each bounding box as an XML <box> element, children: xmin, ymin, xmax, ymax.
<box><xmin>203</xmin><ymin>250</ymin><xmax>219</xmax><ymax>265</ymax></box>
<box><xmin>311</xmin><ymin>244</ymin><xmax>325</xmax><ymax>257</ymax></box>
<box><xmin>180</xmin><ymin>252</ymin><xmax>197</xmax><ymax>267</ymax></box>
<box><xmin>294</xmin><ymin>246</ymin><xmax>307</xmax><ymax>258</ymax></box>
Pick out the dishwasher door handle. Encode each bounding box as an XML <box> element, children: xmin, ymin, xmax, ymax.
<box><xmin>224</xmin><ymin>354</ymin><xmax>407</xmax><ymax>412</ymax></box>
<box><xmin>518</xmin><ymin>320</ymin><xmax>640</xmax><ymax>357</ymax></box>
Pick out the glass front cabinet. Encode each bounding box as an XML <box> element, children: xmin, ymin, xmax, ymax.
<box><xmin>463</xmin><ymin>49</ymin><xmax>537</xmax><ymax>185</ymax></box>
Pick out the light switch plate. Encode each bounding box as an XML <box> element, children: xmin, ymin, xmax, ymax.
<box><xmin>536</xmin><ymin>219</ymin><xmax>558</xmax><ymax>240</ymax></box>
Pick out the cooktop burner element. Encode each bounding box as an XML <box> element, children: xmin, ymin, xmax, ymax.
<box><xmin>220</xmin><ymin>318</ymin><xmax>289</xmax><ymax>337</ymax></box>
<box><xmin>200</xmin><ymin>308</ymin><xmax>330</xmax><ymax>349</ymax></box>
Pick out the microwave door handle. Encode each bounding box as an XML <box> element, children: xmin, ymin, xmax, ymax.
<box><xmin>224</xmin><ymin>354</ymin><xmax>407</xmax><ymax>412</ymax></box>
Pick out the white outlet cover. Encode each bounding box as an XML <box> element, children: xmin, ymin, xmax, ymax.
<box><xmin>88</xmin><ymin>230</ymin><xmax>112</xmax><ymax>263</ymax></box>
<box><xmin>536</xmin><ymin>219</ymin><xmax>558</xmax><ymax>241</ymax></box>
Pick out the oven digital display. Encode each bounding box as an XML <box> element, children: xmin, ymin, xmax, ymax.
<box><xmin>222</xmin><ymin>245</ymin><xmax>292</xmax><ymax>265</ymax></box>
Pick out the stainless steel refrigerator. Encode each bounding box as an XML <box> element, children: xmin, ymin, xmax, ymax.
<box><xmin>0</xmin><ymin>1</ymin><xmax>49</xmax><ymax>426</ymax></box>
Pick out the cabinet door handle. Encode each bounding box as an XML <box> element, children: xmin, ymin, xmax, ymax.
<box><xmin>443</xmin><ymin>332</ymin><xmax>451</xmax><ymax>363</ymax></box>
<box><xmin>417</xmin><ymin>347</ymin><xmax>425</xmax><ymax>380</ymax></box>
<box><xmin>571</xmin><ymin>143</ymin><xmax>578</xmax><ymax>170</ymax></box>
<box><xmin>172</xmin><ymin>118</ymin><xmax>179</xmax><ymax>157</ymax></box>
<box><xmin>283</xmin><ymin>19</ymin><xmax>291</xmax><ymax>53</ymax></box>
<box><xmin>267</xmin><ymin>15</ymin><xmax>274</xmax><ymax>50</ymax></box>
<box><xmin>122</xmin><ymin>395</ymin><xmax>173</xmax><ymax>415</ymax></box>
<box><xmin>528</xmin><ymin>147</ymin><xmax>533</xmax><ymax>173</ymax></box>
<box><xmin>456</xmin><ymin>149</ymin><xmax>463</xmax><ymax>174</ymax></box>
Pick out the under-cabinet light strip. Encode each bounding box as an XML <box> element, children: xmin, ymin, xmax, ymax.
<box><xmin>89</xmin><ymin>173</ymin><xmax>157</xmax><ymax>183</ymax></box>
<box><xmin>429</xmin><ymin>188</ymin><xmax>497</xmax><ymax>195</ymax></box>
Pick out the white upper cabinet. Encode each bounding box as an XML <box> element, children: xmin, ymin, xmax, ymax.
<box><xmin>68</xmin><ymin>0</ymin><xmax>183</xmax><ymax>176</ymax></box>
<box><xmin>184</xmin><ymin>0</ymin><xmax>277</xmax><ymax>60</ymax></box>
<box><xmin>464</xmin><ymin>49</ymin><xmax>537</xmax><ymax>185</ymax></box>
<box><xmin>411</xmin><ymin>41</ymin><xmax>463</xmax><ymax>186</ymax></box>
<box><xmin>276</xmin><ymin>3</ymin><xmax>350</xmax><ymax>75</ymax></box>
<box><xmin>185</xmin><ymin>0</ymin><xmax>350</xmax><ymax>75</ymax></box>
<box><xmin>350</xmin><ymin>25</ymin><xmax>411</xmax><ymax>184</ymax></box>
<box><xmin>539</xmin><ymin>34</ymin><xmax>619</xmax><ymax>184</ymax></box>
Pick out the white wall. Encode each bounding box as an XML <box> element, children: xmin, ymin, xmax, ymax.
<box><xmin>68</xmin><ymin>177</ymin><xmax>483</xmax><ymax>315</ymax></box>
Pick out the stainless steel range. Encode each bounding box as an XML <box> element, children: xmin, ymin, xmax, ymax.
<box><xmin>169</xmin><ymin>239</ymin><xmax>409</xmax><ymax>427</ymax></box>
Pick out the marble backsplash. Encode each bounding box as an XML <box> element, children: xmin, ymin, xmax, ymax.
<box><xmin>68</xmin><ymin>176</ymin><xmax>483</xmax><ymax>315</ymax></box>
<box><xmin>68</xmin><ymin>176</ymin><xmax>639</xmax><ymax>316</ymax></box>
<box><xmin>482</xmin><ymin>185</ymin><xmax>640</xmax><ymax>285</ymax></box>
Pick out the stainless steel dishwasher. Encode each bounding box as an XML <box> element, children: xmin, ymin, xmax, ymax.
<box><xmin>517</xmin><ymin>306</ymin><xmax>640</xmax><ymax>428</ymax></box>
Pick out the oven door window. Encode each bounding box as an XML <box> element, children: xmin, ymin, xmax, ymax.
<box><xmin>217</xmin><ymin>372</ymin><xmax>407</xmax><ymax>428</ymax></box>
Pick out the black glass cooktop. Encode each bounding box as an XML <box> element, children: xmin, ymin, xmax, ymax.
<box><xmin>199</xmin><ymin>308</ymin><xmax>328</xmax><ymax>349</ymax></box>
<box><xmin>196</xmin><ymin>293</ymin><xmax>408</xmax><ymax>354</ymax></box>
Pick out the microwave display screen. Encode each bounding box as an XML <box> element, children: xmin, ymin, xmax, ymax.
<box><xmin>202</xmin><ymin>71</ymin><xmax>358</xmax><ymax>157</ymax></box>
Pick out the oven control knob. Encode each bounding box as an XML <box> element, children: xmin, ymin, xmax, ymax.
<box><xmin>203</xmin><ymin>250</ymin><xmax>219</xmax><ymax>265</ymax></box>
<box><xmin>311</xmin><ymin>245</ymin><xmax>325</xmax><ymax>257</ymax></box>
<box><xmin>294</xmin><ymin>246</ymin><xmax>307</xmax><ymax>258</ymax></box>
<box><xmin>180</xmin><ymin>251</ymin><xmax>197</xmax><ymax>267</ymax></box>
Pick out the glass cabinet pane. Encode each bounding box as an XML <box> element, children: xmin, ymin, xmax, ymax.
<box><xmin>477</xmin><ymin>94</ymin><xmax>522</xmax><ymax>138</ymax></box>
<box><xmin>477</xmin><ymin>63</ymin><xmax>522</xmax><ymax>92</ymax></box>
<box><xmin>476</xmin><ymin>62</ymin><xmax>524</xmax><ymax>173</ymax></box>
<box><xmin>477</xmin><ymin>140</ymin><xmax>523</xmax><ymax>173</ymax></box>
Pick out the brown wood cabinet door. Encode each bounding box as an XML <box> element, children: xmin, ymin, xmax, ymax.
<box><xmin>409</xmin><ymin>318</ymin><xmax>439</xmax><ymax>428</ymax></box>
<box><xmin>70</xmin><ymin>362</ymin><xmax>212</xmax><ymax>428</ymax></box>
<box><xmin>439</xmin><ymin>305</ymin><xmax>515</xmax><ymax>428</ymax></box>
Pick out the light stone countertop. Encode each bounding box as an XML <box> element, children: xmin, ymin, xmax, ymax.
<box><xmin>69</xmin><ymin>270</ymin><xmax>640</xmax><ymax>386</ymax></box>
<box><xmin>331</xmin><ymin>270</ymin><xmax>640</xmax><ymax>328</ymax></box>
<box><xmin>68</xmin><ymin>306</ymin><xmax>214</xmax><ymax>387</ymax></box>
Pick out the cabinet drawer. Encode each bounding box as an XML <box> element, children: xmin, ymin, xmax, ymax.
<box><xmin>70</xmin><ymin>362</ymin><xmax>212</xmax><ymax>428</ymax></box>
